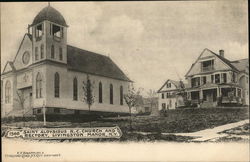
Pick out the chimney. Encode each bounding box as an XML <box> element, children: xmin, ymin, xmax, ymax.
<box><xmin>219</xmin><ymin>50</ymin><xmax>224</xmax><ymax>57</ymax></box>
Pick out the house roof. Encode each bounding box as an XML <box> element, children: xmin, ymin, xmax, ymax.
<box><xmin>230</xmin><ymin>58</ymin><xmax>249</xmax><ymax>73</ymax></box>
<box><xmin>157</xmin><ymin>79</ymin><xmax>186</xmax><ymax>93</ymax></box>
<box><xmin>32</xmin><ymin>6</ymin><xmax>68</xmax><ymax>27</ymax></box>
<box><xmin>208</xmin><ymin>49</ymin><xmax>239</xmax><ymax>72</ymax></box>
<box><xmin>185</xmin><ymin>48</ymin><xmax>244</xmax><ymax>77</ymax></box>
<box><xmin>67</xmin><ymin>45</ymin><xmax>131</xmax><ymax>82</ymax></box>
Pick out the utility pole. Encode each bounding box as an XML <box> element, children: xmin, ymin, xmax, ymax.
<box><xmin>43</xmin><ymin>101</ymin><xmax>46</xmax><ymax>127</ymax></box>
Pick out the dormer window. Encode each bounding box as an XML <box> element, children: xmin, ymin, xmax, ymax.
<box><xmin>201</xmin><ymin>60</ymin><xmax>214</xmax><ymax>72</ymax></box>
<box><xmin>35</xmin><ymin>24</ymin><xmax>43</xmax><ymax>40</ymax></box>
<box><xmin>51</xmin><ymin>24</ymin><xmax>63</xmax><ymax>38</ymax></box>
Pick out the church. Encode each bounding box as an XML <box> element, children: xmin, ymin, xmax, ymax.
<box><xmin>1</xmin><ymin>5</ymin><xmax>132</xmax><ymax>117</ymax></box>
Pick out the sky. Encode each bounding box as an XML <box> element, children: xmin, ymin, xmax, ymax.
<box><xmin>1</xmin><ymin>1</ymin><xmax>248</xmax><ymax>96</ymax></box>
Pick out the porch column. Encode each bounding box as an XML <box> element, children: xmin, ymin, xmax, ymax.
<box><xmin>217</xmin><ymin>87</ymin><xmax>219</xmax><ymax>97</ymax></box>
<box><xmin>236</xmin><ymin>87</ymin><xmax>238</xmax><ymax>97</ymax></box>
<box><xmin>200</xmin><ymin>89</ymin><xmax>203</xmax><ymax>100</ymax></box>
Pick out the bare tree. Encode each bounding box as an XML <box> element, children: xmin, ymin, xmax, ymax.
<box><xmin>82</xmin><ymin>75</ymin><xmax>95</xmax><ymax>126</ymax></box>
<box><xmin>124</xmin><ymin>84</ymin><xmax>142</xmax><ymax>130</ymax></box>
<box><xmin>147</xmin><ymin>89</ymin><xmax>157</xmax><ymax>112</ymax></box>
<box><xmin>14</xmin><ymin>90</ymin><xmax>29</xmax><ymax>127</ymax></box>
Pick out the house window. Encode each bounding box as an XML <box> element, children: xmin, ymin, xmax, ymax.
<box><xmin>40</xmin><ymin>44</ymin><xmax>44</xmax><ymax>59</ymax></box>
<box><xmin>54</xmin><ymin>72</ymin><xmax>60</xmax><ymax>98</ymax></box>
<box><xmin>120</xmin><ymin>86</ymin><xmax>123</xmax><ymax>105</ymax></box>
<box><xmin>59</xmin><ymin>47</ymin><xmax>63</xmax><ymax>60</ymax></box>
<box><xmin>5</xmin><ymin>81</ymin><xmax>11</xmax><ymax>104</ymax></box>
<box><xmin>35</xmin><ymin>47</ymin><xmax>38</xmax><ymax>60</ymax></box>
<box><xmin>238</xmin><ymin>89</ymin><xmax>242</xmax><ymax>98</ymax></box>
<box><xmin>54</xmin><ymin>108</ymin><xmax>60</xmax><ymax>113</ymax></box>
<box><xmin>202</xmin><ymin>76</ymin><xmax>206</xmax><ymax>85</ymax></box>
<box><xmin>52</xmin><ymin>24</ymin><xmax>63</xmax><ymax>38</ymax></box>
<box><xmin>99</xmin><ymin>82</ymin><xmax>102</xmax><ymax>103</ymax></box>
<box><xmin>167</xmin><ymin>83</ymin><xmax>171</xmax><ymax>88</ymax></box>
<box><xmin>232</xmin><ymin>72</ymin><xmax>237</xmax><ymax>83</ymax></box>
<box><xmin>35</xmin><ymin>24</ymin><xmax>43</xmax><ymax>38</ymax></box>
<box><xmin>215</xmin><ymin>74</ymin><xmax>220</xmax><ymax>83</ymax></box>
<box><xmin>110</xmin><ymin>84</ymin><xmax>113</xmax><ymax>104</ymax></box>
<box><xmin>73</xmin><ymin>77</ymin><xmax>78</xmax><ymax>100</ymax></box>
<box><xmin>162</xmin><ymin>93</ymin><xmax>164</xmax><ymax>99</ymax></box>
<box><xmin>36</xmin><ymin>72</ymin><xmax>42</xmax><ymax>98</ymax></box>
<box><xmin>162</xmin><ymin>103</ymin><xmax>166</xmax><ymax>109</ymax></box>
<box><xmin>221</xmin><ymin>73</ymin><xmax>227</xmax><ymax>83</ymax></box>
<box><xmin>37</xmin><ymin>109</ymin><xmax>41</xmax><ymax>114</ymax></box>
<box><xmin>51</xmin><ymin>45</ymin><xmax>55</xmax><ymax>59</ymax></box>
<box><xmin>191</xmin><ymin>77</ymin><xmax>200</xmax><ymax>87</ymax></box>
<box><xmin>211</xmin><ymin>75</ymin><xmax>214</xmax><ymax>83</ymax></box>
<box><xmin>201</xmin><ymin>60</ymin><xmax>214</xmax><ymax>72</ymax></box>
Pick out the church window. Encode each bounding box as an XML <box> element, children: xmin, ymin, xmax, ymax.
<box><xmin>73</xmin><ymin>77</ymin><xmax>78</xmax><ymax>100</ymax></box>
<box><xmin>110</xmin><ymin>84</ymin><xmax>113</xmax><ymax>104</ymax></box>
<box><xmin>54</xmin><ymin>72</ymin><xmax>60</xmax><ymax>97</ymax></box>
<box><xmin>120</xmin><ymin>86</ymin><xmax>123</xmax><ymax>105</ymax></box>
<box><xmin>40</xmin><ymin>44</ymin><xmax>44</xmax><ymax>59</ymax></box>
<box><xmin>51</xmin><ymin>45</ymin><xmax>55</xmax><ymax>59</ymax></box>
<box><xmin>35</xmin><ymin>23</ymin><xmax>43</xmax><ymax>38</ymax></box>
<box><xmin>5</xmin><ymin>81</ymin><xmax>11</xmax><ymax>103</ymax></box>
<box><xmin>36</xmin><ymin>72</ymin><xmax>42</xmax><ymax>98</ymax></box>
<box><xmin>59</xmin><ymin>47</ymin><xmax>63</xmax><ymax>60</ymax></box>
<box><xmin>52</xmin><ymin>24</ymin><xmax>63</xmax><ymax>38</ymax></box>
<box><xmin>99</xmin><ymin>82</ymin><xmax>102</xmax><ymax>103</ymax></box>
<box><xmin>35</xmin><ymin>47</ymin><xmax>38</xmax><ymax>60</ymax></box>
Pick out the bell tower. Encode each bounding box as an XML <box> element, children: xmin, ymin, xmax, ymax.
<box><xmin>30</xmin><ymin>5</ymin><xmax>68</xmax><ymax>64</ymax></box>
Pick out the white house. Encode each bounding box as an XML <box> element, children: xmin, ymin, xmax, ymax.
<box><xmin>185</xmin><ymin>49</ymin><xmax>249</xmax><ymax>107</ymax></box>
<box><xmin>157</xmin><ymin>79</ymin><xmax>186</xmax><ymax>110</ymax></box>
<box><xmin>1</xmin><ymin>5</ymin><xmax>132</xmax><ymax>117</ymax></box>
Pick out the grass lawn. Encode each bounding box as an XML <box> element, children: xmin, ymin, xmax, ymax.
<box><xmin>2</xmin><ymin>108</ymin><xmax>249</xmax><ymax>142</ymax></box>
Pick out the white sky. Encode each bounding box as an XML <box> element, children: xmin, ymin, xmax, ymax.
<box><xmin>1</xmin><ymin>1</ymin><xmax>248</xmax><ymax>95</ymax></box>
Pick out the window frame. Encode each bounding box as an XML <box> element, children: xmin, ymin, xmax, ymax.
<box><xmin>110</xmin><ymin>84</ymin><xmax>113</xmax><ymax>104</ymax></box>
<box><xmin>54</xmin><ymin>72</ymin><xmax>60</xmax><ymax>98</ymax></box>
<box><xmin>99</xmin><ymin>82</ymin><xmax>103</xmax><ymax>103</ymax></box>
<box><xmin>73</xmin><ymin>77</ymin><xmax>78</xmax><ymax>100</ymax></box>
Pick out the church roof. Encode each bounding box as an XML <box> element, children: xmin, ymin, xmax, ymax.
<box><xmin>67</xmin><ymin>45</ymin><xmax>131</xmax><ymax>82</ymax></box>
<box><xmin>32</xmin><ymin>6</ymin><xmax>68</xmax><ymax>27</ymax></box>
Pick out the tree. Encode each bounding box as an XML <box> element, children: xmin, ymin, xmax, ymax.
<box><xmin>14</xmin><ymin>90</ymin><xmax>29</xmax><ymax>127</ymax></box>
<box><xmin>124</xmin><ymin>83</ymin><xmax>142</xmax><ymax>130</ymax></box>
<box><xmin>147</xmin><ymin>89</ymin><xmax>158</xmax><ymax>115</ymax></box>
<box><xmin>82</xmin><ymin>75</ymin><xmax>95</xmax><ymax>125</ymax></box>
<box><xmin>176</xmin><ymin>80</ymin><xmax>189</xmax><ymax>107</ymax></box>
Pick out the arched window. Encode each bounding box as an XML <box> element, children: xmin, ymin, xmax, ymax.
<box><xmin>5</xmin><ymin>81</ymin><xmax>11</xmax><ymax>103</ymax></box>
<box><xmin>54</xmin><ymin>72</ymin><xmax>60</xmax><ymax>97</ymax></box>
<box><xmin>110</xmin><ymin>84</ymin><xmax>113</xmax><ymax>104</ymax></box>
<box><xmin>59</xmin><ymin>47</ymin><xmax>63</xmax><ymax>60</ymax></box>
<box><xmin>40</xmin><ymin>44</ymin><xmax>44</xmax><ymax>59</ymax></box>
<box><xmin>120</xmin><ymin>86</ymin><xmax>123</xmax><ymax>105</ymax></box>
<box><xmin>51</xmin><ymin>45</ymin><xmax>55</xmax><ymax>59</ymax></box>
<box><xmin>36</xmin><ymin>72</ymin><xmax>42</xmax><ymax>98</ymax></box>
<box><xmin>73</xmin><ymin>77</ymin><xmax>78</xmax><ymax>100</ymax></box>
<box><xmin>35</xmin><ymin>47</ymin><xmax>38</xmax><ymax>60</ymax></box>
<box><xmin>99</xmin><ymin>82</ymin><xmax>102</xmax><ymax>103</ymax></box>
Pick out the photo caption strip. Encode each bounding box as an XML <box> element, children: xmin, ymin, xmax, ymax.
<box><xmin>5</xmin><ymin>126</ymin><xmax>122</xmax><ymax>139</ymax></box>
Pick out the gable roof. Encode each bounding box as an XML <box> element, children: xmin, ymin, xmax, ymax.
<box><xmin>157</xmin><ymin>79</ymin><xmax>184</xmax><ymax>93</ymax></box>
<box><xmin>67</xmin><ymin>45</ymin><xmax>131</xmax><ymax>82</ymax></box>
<box><xmin>230</xmin><ymin>59</ymin><xmax>249</xmax><ymax>73</ymax></box>
<box><xmin>209</xmin><ymin>49</ymin><xmax>239</xmax><ymax>72</ymax></box>
<box><xmin>185</xmin><ymin>48</ymin><xmax>240</xmax><ymax>77</ymax></box>
<box><xmin>2</xmin><ymin>61</ymin><xmax>16</xmax><ymax>74</ymax></box>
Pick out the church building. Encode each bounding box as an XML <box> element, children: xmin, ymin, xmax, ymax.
<box><xmin>1</xmin><ymin>5</ymin><xmax>132</xmax><ymax>117</ymax></box>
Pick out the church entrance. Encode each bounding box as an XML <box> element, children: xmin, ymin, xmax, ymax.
<box><xmin>17</xmin><ymin>87</ymin><xmax>33</xmax><ymax>116</ymax></box>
